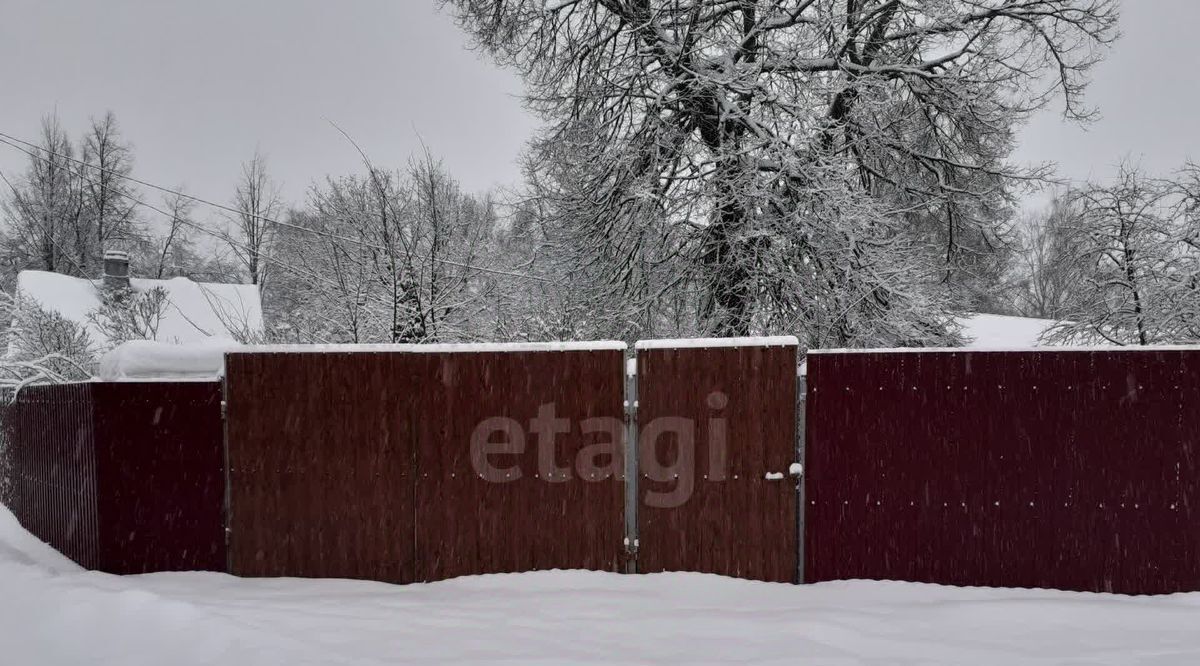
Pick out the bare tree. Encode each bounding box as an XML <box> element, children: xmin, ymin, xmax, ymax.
<box><xmin>1011</xmin><ymin>194</ymin><xmax>1083</xmax><ymax>319</ymax></box>
<box><xmin>227</xmin><ymin>150</ymin><xmax>281</xmax><ymax>286</ymax></box>
<box><xmin>0</xmin><ymin>114</ymin><xmax>87</xmax><ymax>276</ymax></box>
<box><xmin>1050</xmin><ymin>162</ymin><xmax>1200</xmax><ymax>345</ymax></box>
<box><xmin>447</xmin><ymin>0</ymin><xmax>1118</xmax><ymax>341</ymax></box>
<box><xmin>0</xmin><ymin>112</ymin><xmax>141</xmax><ymax>281</ymax></box>
<box><xmin>153</xmin><ymin>189</ymin><xmax>195</xmax><ymax>279</ymax></box>
<box><xmin>80</xmin><ymin>111</ymin><xmax>139</xmax><ymax>263</ymax></box>
<box><xmin>267</xmin><ymin>151</ymin><xmax>495</xmax><ymax>343</ymax></box>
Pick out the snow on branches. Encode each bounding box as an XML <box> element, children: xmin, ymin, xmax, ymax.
<box><xmin>447</xmin><ymin>0</ymin><xmax>1118</xmax><ymax>344</ymax></box>
<box><xmin>1048</xmin><ymin>162</ymin><xmax>1200</xmax><ymax>346</ymax></box>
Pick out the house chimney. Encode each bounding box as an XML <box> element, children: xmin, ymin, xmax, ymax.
<box><xmin>103</xmin><ymin>250</ymin><xmax>130</xmax><ymax>290</ymax></box>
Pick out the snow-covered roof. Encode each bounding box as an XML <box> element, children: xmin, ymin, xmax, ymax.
<box><xmin>14</xmin><ymin>270</ymin><xmax>263</xmax><ymax>348</ymax></box>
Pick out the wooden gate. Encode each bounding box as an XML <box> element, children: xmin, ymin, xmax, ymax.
<box><xmin>634</xmin><ymin>338</ymin><xmax>799</xmax><ymax>583</ymax></box>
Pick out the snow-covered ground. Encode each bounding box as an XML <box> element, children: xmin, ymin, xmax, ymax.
<box><xmin>2</xmin><ymin>507</ymin><xmax>1200</xmax><ymax>664</ymax></box>
<box><xmin>959</xmin><ymin>312</ymin><xmax>1059</xmax><ymax>348</ymax></box>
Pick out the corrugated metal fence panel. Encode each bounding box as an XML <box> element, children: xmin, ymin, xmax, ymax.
<box><xmin>413</xmin><ymin>350</ymin><xmax>625</xmax><ymax>581</ymax></box>
<box><xmin>637</xmin><ymin>345</ymin><xmax>798</xmax><ymax>583</ymax></box>
<box><xmin>92</xmin><ymin>382</ymin><xmax>225</xmax><ymax>574</ymax></box>
<box><xmin>5</xmin><ymin>383</ymin><xmax>99</xmax><ymax>569</ymax></box>
<box><xmin>805</xmin><ymin>349</ymin><xmax>1200</xmax><ymax>595</ymax></box>
<box><xmin>225</xmin><ymin>349</ymin><xmax>625</xmax><ymax>583</ymax></box>
<box><xmin>225</xmin><ymin>352</ymin><xmax>417</xmax><ymax>582</ymax></box>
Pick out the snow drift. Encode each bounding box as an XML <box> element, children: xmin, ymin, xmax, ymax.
<box><xmin>1</xmin><ymin>503</ymin><xmax>1200</xmax><ymax>664</ymax></box>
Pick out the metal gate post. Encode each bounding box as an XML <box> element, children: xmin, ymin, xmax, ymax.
<box><xmin>796</xmin><ymin>371</ymin><xmax>807</xmax><ymax>584</ymax></box>
<box><xmin>623</xmin><ymin>354</ymin><xmax>639</xmax><ymax>573</ymax></box>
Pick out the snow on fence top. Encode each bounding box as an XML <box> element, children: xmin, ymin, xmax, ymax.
<box><xmin>229</xmin><ymin>340</ymin><xmax>628</xmax><ymax>354</ymax></box>
<box><xmin>98</xmin><ymin>339</ymin><xmax>240</xmax><ymax>381</ymax></box>
<box><xmin>634</xmin><ymin>336</ymin><xmax>799</xmax><ymax>350</ymax></box>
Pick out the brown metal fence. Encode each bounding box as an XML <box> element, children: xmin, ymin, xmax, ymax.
<box><xmin>635</xmin><ymin>340</ymin><xmax>800</xmax><ymax>583</ymax></box>
<box><xmin>5</xmin><ymin>384</ymin><xmax>98</xmax><ymax>568</ymax></box>
<box><xmin>3</xmin><ymin>381</ymin><xmax>225</xmax><ymax>574</ymax></box>
<box><xmin>14</xmin><ymin>342</ymin><xmax>1200</xmax><ymax>596</ymax></box>
<box><xmin>804</xmin><ymin>348</ymin><xmax>1200</xmax><ymax>595</ymax></box>
<box><xmin>224</xmin><ymin>345</ymin><xmax>626</xmax><ymax>583</ymax></box>
<box><xmin>92</xmin><ymin>382</ymin><xmax>226</xmax><ymax>574</ymax></box>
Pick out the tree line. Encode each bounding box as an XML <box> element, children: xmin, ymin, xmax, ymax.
<box><xmin>5</xmin><ymin>1</ymin><xmax>1198</xmax><ymax>368</ymax></box>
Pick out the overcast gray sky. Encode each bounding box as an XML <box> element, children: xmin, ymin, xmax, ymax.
<box><xmin>1</xmin><ymin>0</ymin><xmax>1197</xmax><ymax>223</ymax></box>
<box><xmin>0</xmin><ymin>0</ymin><xmax>537</xmax><ymax>216</ymax></box>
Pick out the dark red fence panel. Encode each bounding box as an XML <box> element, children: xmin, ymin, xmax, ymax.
<box><xmin>3</xmin><ymin>381</ymin><xmax>224</xmax><ymax>574</ymax></box>
<box><xmin>225</xmin><ymin>352</ymin><xmax>418</xmax><ymax>582</ymax></box>
<box><xmin>805</xmin><ymin>349</ymin><xmax>1200</xmax><ymax>595</ymax></box>
<box><xmin>413</xmin><ymin>349</ymin><xmax>625</xmax><ymax>580</ymax></box>
<box><xmin>225</xmin><ymin>345</ymin><xmax>625</xmax><ymax>583</ymax></box>
<box><xmin>92</xmin><ymin>382</ymin><xmax>225</xmax><ymax>574</ymax></box>
<box><xmin>637</xmin><ymin>340</ymin><xmax>799</xmax><ymax>583</ymax></box>
<box><xmin>4</xmin><ymin>384</ymin><xmax>98</xmax><ymax>568</ymax></box>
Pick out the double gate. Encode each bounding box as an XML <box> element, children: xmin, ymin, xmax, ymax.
<box><xmin>223</xmin><ymin>338</ymin><xmax>802</xmax><ymax>584</ymax></box>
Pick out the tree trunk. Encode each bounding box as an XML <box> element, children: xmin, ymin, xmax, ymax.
<box><xmin>701</xmin><ymin>169</ymin><xmax>753</xmax><ymax>336</ymax></box>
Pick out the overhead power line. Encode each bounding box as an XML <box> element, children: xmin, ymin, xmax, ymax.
<box><xmin>0</xmin><ymin>128</ymin><xmax>547</xmax><ymax>283</ymax></box>
<box><xmin>0</xmin><ymin>135</ymin><xmax>393</xmax><ymax>309</ymax></box>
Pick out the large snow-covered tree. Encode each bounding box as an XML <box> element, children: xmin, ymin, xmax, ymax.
<box><xmin>445</xmin><ymin>0</ymin><xmax>1117</xmax><ymax>343</ymax></box>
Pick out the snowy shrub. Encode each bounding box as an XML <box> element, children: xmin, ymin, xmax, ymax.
<box><xmin>7</xmin><ymin>293</ymin><xmax>96</xmax><ymax>383</ymax></box>
<box><xmin>87</xmin><ymin>286</ymin><xmax>169</xmax><ymax>347</ymax></box>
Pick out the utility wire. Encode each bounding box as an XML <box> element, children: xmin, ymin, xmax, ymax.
<box><xmin>0</xmin><ymin>136</ymin><xmax>534</xmax><ymax>346</ymax></box>
<box><xmin>0</xmin><ymin>135</ymin><xmax>401</xmax><ymax>312</ymax></box>
<box><xmin>0</xmin><ymin>128</ymin><xmax>547</xmax><ymax>283</ymax></box>
<box><xmin>0</xmin><ymin>136</ymin><xmax>514</xmax><ymax>344</ymax></box>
